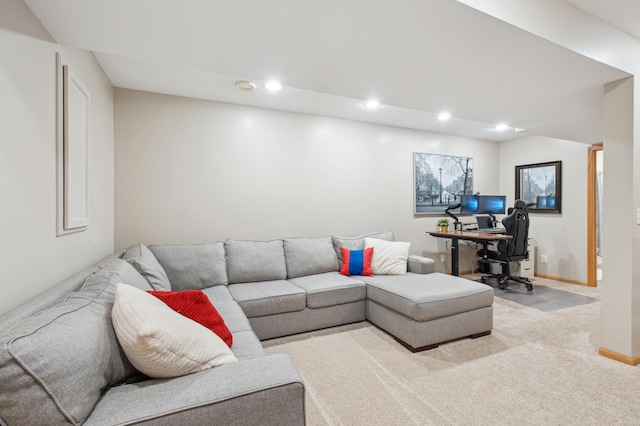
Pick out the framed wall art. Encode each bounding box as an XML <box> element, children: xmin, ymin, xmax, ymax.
<box><xmin>414</xmin><ymin>152</ymin><xmax>474</xmax><ymax>214</ymax></box>
<box><xmin>515</xmin><ymin>161</ymin><xmax>562</xmax><ymax>213</ymax></box>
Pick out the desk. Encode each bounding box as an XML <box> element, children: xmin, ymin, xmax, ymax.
<box><xmin>428</xmin><ymin>230</ymin><xmax>512</xmax><ymax>276</ymax></box>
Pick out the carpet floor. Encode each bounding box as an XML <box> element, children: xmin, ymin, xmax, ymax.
<box><xmin>263</xmin><ymin>277</ymin><xmax>640</xmax><ymax>425</ymax></box>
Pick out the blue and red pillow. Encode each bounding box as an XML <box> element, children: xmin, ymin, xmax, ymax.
<box><xmin>339</xmin><ymin>247</ymin><xmax>374</xmax><ymax>276</ymax></box>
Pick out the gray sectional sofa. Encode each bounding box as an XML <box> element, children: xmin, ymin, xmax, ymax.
<box><xmin>0</xmin><ymin>231</ymin><xmax>494</xmax><ymax>425</ymax></box>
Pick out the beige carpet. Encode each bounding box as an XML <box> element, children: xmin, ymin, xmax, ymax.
<box><xmin>264</xmin><ymin>277</ymin><xmax>640</xmax><ymax>425</ymax></box>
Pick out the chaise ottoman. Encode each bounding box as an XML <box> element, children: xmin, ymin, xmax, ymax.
<box><xmin>362</xmin><ymin>272</ymin><xmax>494</xmax><ymax>351</ymax></box>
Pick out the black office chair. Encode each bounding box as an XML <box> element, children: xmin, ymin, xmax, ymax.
<box><xmin>478</xmin><ymin>199</ymin><xmax>533</xmax><ymax>291</ymax></box>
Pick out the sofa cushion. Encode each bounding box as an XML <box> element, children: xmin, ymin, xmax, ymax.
<box><xmin>112</xmin><ymin>284</ymin><xmax>237</xmax><ymax>379</ymax></box>
<box><xmin>148</xmin><ymin>290</ymin><xmax>233</xmax><ymax>346</ymax></box>
<box><xmin>225</xmin><ymin>239</ymin><xmax>287</xmax><ymax>284</ymax></box>
<box><xmin>209</xmin><ymin>300</ymin><xmax>254</xmax><ymax>334</ymax></box>
<box><xmin>283</xmin><ymin>236</ymin><xmax>339</xmax><ymax>278</ymax></box>
<box><xmin>332</xmin><ymin>230</ymin><xmax>395</xmax><ymax>260</ymax></box>
<box><xmin>289</xmin><ymin>272</ymin><xmax>366</xmax><ymax>308</ymax></box>
<box><xmin>201</xmin><ymin>283</ymin><xmax>235</xmax><ymax>303</ymax></box>
<box><xmin>365</xmin><ymin>238</ymin><xmax>411</xmax><ymax>275</ymax></box>
<box><xmin>150</xmin><ymin>242</ymin><xmax>228</xmax><ymax>290</ymax></box>
<box><xmin>229</xmin><ymin>330</ymin><xmax>266</xmax><ymax>360</ymax></box>
<box><xmin>362</xmin><ymin>272</ymin><xmax>494</xmax><ymax>321</ymax></box>
<box><xmin>122</xmin><ymin>243</ymin><xmax>172</xmax><ymax>290</ymax></box>
<box><xmin>339</xmin><ymin>247</ymin><xmax>374</xmax><ymax>276</ymax></box>
<box><xmin>228</xmin><ymin>280</ymin><xmax>306</xmax><ymax>318</ymax></box>
<box><xmin>0</xmin><ymin>259</ymin><xmax>151</xmax><ymax>426</ymax></box>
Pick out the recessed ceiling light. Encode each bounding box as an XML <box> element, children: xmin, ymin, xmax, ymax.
<box><xmin>494</xmin><ymin>123</ymin><xmax>509</xmax><ymax>131</ymax></box>
<box><xmin>235</xmin><ymin>80</ymin><xmax>256</xmax><ymax>91</ymax></box>
<box><xmin>363</xmin><ymin>99</ymin><xmax>381</xmax><ymax>108</ymax></box>
<box><xmin>438</xmin><ymin>112</ymin><xmax>452</xmax><ymax>120</ymax></box>
<box><xmin>265</xmin><ymin>81</ymin><xmax>283</xmax><ymax>91</ymax></box>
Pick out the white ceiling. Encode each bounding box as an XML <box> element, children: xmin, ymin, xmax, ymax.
<box><xmin>23</xmin><ymin>0</ymin><xmax>635</xmax><ymax>143</ymax></box>
<box><xmin>567</xmin><ymin>0</ymin><xmax>640</xmax><ymax>40</ymax></box>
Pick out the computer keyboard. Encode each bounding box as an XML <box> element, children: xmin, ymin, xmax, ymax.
<box><xmin>476</xmin><ymin>228</ymin><xmax>505</xmax><ymax>234</ymax></box>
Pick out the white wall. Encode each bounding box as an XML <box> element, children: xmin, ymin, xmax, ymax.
<box><xmin>499</xmin><ymin>135</ymin><xmax>589</xmax><ymax>283</ymax></box>
<box><xmin>0</xmin><ymin>0</ymin><xmax>114</xmax><ymax>315</ymax></box>
<box><xmin>114</xmin><ymin>89</ymin><xmax>500</xmax><ymax>273</ymax></box>
<box><xmin>601</xmin><ymin>78</ymin><xmax>636</xmax><ymax>355</ymax></box>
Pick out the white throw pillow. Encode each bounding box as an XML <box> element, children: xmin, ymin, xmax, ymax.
<box><xmin>111</xmin><ymin>283</ymin><xmax>237</xmax><ymax>379</ymax></box>
<box><xmin>364</xmin><ymin>238</ymin><xmax>411</xmax><ymax>275</ymax></box>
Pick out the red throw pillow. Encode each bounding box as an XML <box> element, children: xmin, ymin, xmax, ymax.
<box><xmin>147</xmin><ymin>289</ymin><xmax>233</xmax><ymax>347</ymax></box>
<box><xmin>339</xmin><ymin>247</ymin><xmax>374</xmax><ymax>276</ymax></box>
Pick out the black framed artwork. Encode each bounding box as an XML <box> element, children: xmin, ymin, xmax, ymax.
<box><xmin>515</xmin><ymin>161</ymin><xmax>562</xmax><ymax>213</ymax></box>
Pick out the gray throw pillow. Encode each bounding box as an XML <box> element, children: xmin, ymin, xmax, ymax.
<box><xmin>121</xmin><ymin>243</ymin><xmax>171</xmax><ymax>290</ymax></box>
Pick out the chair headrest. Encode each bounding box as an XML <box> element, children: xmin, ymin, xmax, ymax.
<box><xmin>513</xmin><ymin>199</ymin><xmax>527</xmax><ymax>210</ymax></box>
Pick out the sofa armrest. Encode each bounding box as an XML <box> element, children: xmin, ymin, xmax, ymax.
<box><xmin>85</xmin><ymin>354</ymin><xmax>305</xmax><ymax>426</ymax></box>
<box><xmin>407</xmin><ymin>255</ymin><xmax>436</xmax><ymax>274</ymax></box>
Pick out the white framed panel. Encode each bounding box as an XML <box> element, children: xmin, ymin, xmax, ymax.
<box><xmin>56</xmin><ymin>53</ymin><xmax>90</xmax><ymax>235</ymax></box>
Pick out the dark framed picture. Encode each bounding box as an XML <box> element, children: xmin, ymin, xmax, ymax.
<box><xmin>414</xmin><ymin>152</ymin><xmax>474</xmax><ymax>214</ymax></box>
<box><xmin>515</xmin><ymin>161</ymin><xmax>562</xmax><ymax>213</ymax></box>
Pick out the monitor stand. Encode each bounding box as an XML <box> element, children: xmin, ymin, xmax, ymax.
<box><xmin>445</xmin><ymin>204</ymin><xmax>462</xmax><ymax>231</ymax></box>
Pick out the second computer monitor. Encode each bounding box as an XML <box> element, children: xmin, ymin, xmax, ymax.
<box><xmin>460</xmin><ymin>194</ymin><xmax>479</xmax><ymax>214</ymax></box>
<box><xmin>478</xmin><ymin>195</ymin><xmax>506</xmax><ymax>215</ymax></box>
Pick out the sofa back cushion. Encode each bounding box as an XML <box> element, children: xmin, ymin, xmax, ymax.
<box><xmin>149</xmin><ymin>242</ymin><xmax>228</xmax><ymax>290</ymax></box>
<box><xmin>284</xmin><ymin>236</ymin><xmax>339</xmax><ymax>278</ymax></box>
<box><xmin>0</xmin><ymin>259</ymin><xmax>151</xmax><ymax>426</ymax></box>
<box><xmin>332</xmin><ymin>231</ymin><xmax>395</xmax><ymax>260</ymax></box>
<box><xmin>225</xmin><ymin>239</ymin><xmax>287</xmax><ymax>284</ymax></box>
<box><xmin>121</xmin><ymin>243</ymin><xmax>172</xmax><ymax>290</ymax></box>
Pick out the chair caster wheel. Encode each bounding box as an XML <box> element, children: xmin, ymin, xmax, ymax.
<box><xmin>526</xmin><ymin>284</ymin><xmax>533</xmax><ymax>291</ymax></box>
<box><xmin>480</xmin><ymin>277</ymin><xmax>486</xmax><ymax>283</ymax></box>
<box><xmin>498</xmin><ymin>278</ymin><xmax>507</xmax><ymax>290</ymax></box>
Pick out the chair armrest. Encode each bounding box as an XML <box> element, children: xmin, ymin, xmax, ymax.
<box><xmin>407</xmin><ymin>255</ymin><xmax>435</xmax><ymax>274</ymax></box>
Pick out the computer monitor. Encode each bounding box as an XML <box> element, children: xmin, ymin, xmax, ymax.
<box><xmin>477</xmin><ymin>195</ymin><xmax>506</xmax><ymax>214</ymax></box>
<box><xmin>459</xmin><ymin>194</ymin><xmax>479</xmax><ymax>214</ymax></box>
<box><xmin>476</xmin><ymin>215</ymin><xmax>493</xmax><ymax>229</ymax></box>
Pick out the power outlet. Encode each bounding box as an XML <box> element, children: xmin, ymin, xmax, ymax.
<box><xmin>540</xmin><ymin>254</ymin><xmax>548</xmax><ymax>263</ymax></box>
<box><xmin>440</xmin><ymin>254</ymin><xmax>445</xmax><ymax>263</ymax></box>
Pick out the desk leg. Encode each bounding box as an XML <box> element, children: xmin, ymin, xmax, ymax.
<box><xmin>451</xmin><ymin>238</ymin><xmax>459</xmax><ymax>276</ymax></box>
<box><xmin>480</xmin><ymin>241</ymin><xmax>489</xmax><ymax>273</ymax></box>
